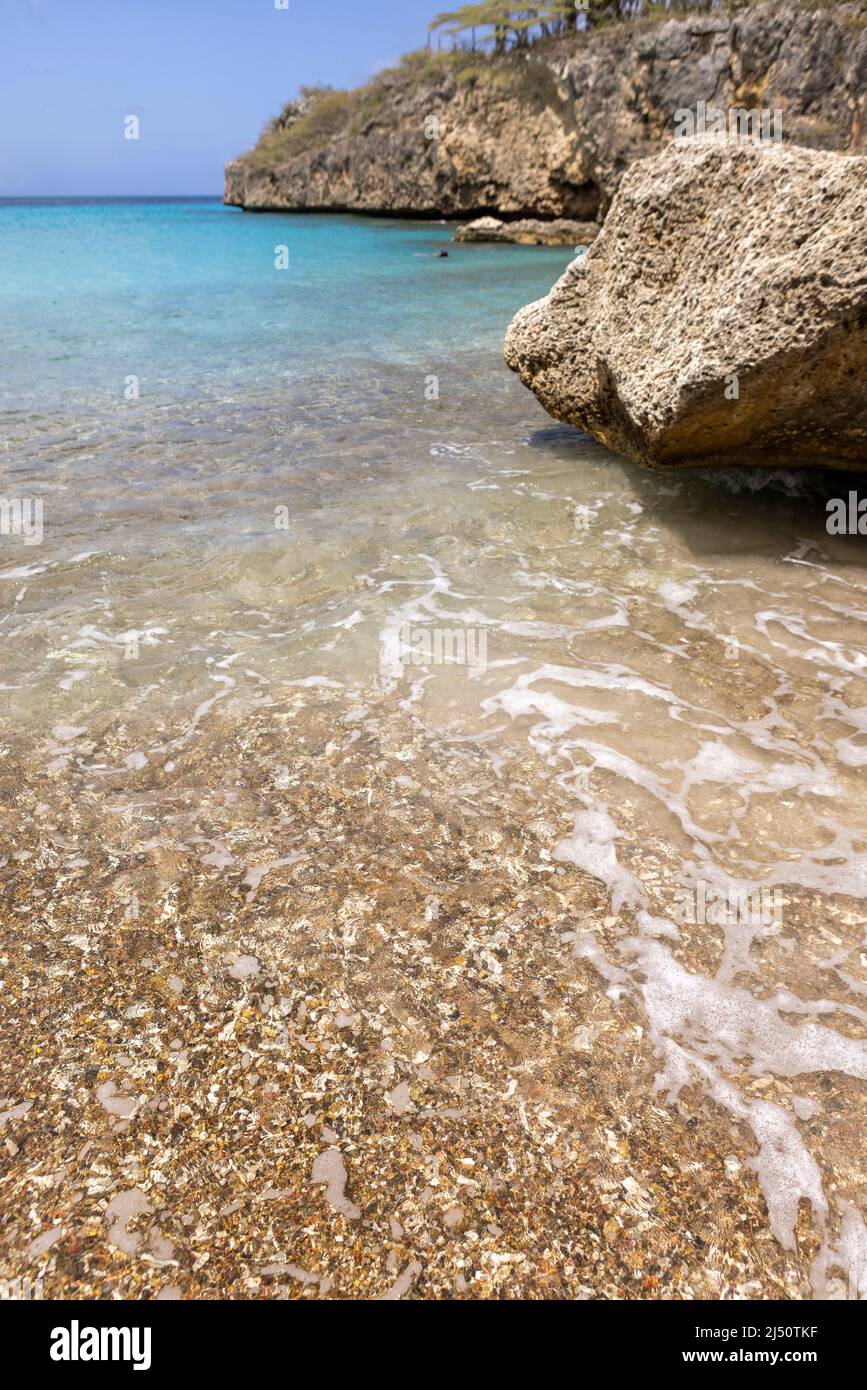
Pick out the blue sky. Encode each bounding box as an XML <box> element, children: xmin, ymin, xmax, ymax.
<box><xmin>1</xmin><ymin>0</ymin><xmax>440</xmax><ymax>196</ymax></box>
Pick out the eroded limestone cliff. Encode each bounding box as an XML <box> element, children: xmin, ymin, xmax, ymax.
<box><xmin>225</xmin><ymin>3</ymin><xmax>866</xmax><ymax>219</ymax></box>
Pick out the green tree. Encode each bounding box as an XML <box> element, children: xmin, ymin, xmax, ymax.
<box><xmin>429</xmin><ymin>3</ymin><xmax>586</xmax><ymax>54</ymax></box>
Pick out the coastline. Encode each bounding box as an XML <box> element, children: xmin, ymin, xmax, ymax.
<box><xmin>224</xmin><ymin>3</ymin><xmax>867</xmax><ymax>219</ymax></box>
<box><xmin>3</xmin><ymin>0</ymin><xmax>867</xmax><ymax>1305</ymax></box>
<box><xmin>3</xmin><ymin>237</ymin><xmax>866</xmax><ymax>1296</ymax></box>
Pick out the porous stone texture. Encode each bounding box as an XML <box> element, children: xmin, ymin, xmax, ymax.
<box><xmin>504</xmin><ymin>138</ymin><xmax>867</xmax><ymax>471</ymax></box>
<box><xmin>454</xmin><ymin>217</ymin><xmax>600</xmax><ymax>245</ymax></box>
<box><xmin>225</xmin><ymin>4</ymin><xmax>867</xmax><ymax>219</ymax></box>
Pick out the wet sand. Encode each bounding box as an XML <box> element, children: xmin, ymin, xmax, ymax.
<box><xmin>2</xmin><ymin>363</ymin><xmax>866</xmax><ymax>1300</ymax></box>
<box><xmin>1</xmin><ymin>674</ymin><xmax>864</xmax><ymax>1300</ymax></box>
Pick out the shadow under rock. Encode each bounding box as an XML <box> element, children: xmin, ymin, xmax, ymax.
<box><xmin>524</xmin><ymin>421</ymin><xmax>867</xmax><ymax>566</ymax></box>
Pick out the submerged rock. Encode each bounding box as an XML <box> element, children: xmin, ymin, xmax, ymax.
<box><xmin>504</xmin><ymin>139</ymin><xmax>867</xmax><ymax>471</ymax></box>
<box><xmin>455</xmin><ymin>216</ymin><xmax>599</xmax><ymax>246</ymax></box>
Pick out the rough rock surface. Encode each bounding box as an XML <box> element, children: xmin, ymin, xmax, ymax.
<box><xmin>225</xmin><ymin>4</ymin><xmax>867</xmax><ymax>218</ymax></box>
<box><xmin>504</xmin><ymin>139</ymin><xmax>867</xmax><ymax>471</ymax></box>
<box><xmin>454</xmin><ymin>216</ymin><xmax>599</xmax><ymax>245</ymax></box>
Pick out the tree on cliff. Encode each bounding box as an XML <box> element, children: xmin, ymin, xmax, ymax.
<box><xmin>428</xmin><ymin>3</ymin><xmax>590</xmax><ymax>53</ymax></box>
<box><xmin>427</xmin><ymin>3</ymin><xmax>724</xmax><ymax>50</ymax></box>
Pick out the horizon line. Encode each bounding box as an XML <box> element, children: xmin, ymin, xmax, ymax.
<box><xmin>0</xmin><ymin>193</ymin><xmax>225</xmax><ymax>202</ymax></box>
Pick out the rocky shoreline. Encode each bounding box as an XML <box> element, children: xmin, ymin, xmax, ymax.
<box><xmin>224</xmin><ymin>4</ymin><xmax>866</xmax><ymax>220</ymax></box>
<box><xmin>222</xmin><ymin>3</ymin><xmax>867</xmax><ymax>473</ymax></box>
<box><xmin>454</xmin><ymin>216</ymin><xmax>599</xmax><ymax>245</ymax></box>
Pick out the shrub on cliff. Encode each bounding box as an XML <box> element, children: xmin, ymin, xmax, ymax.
<box><xmin>248</xmin><ymin>89</ymin><xmax>358</xmax><ymax>168</ymax></box>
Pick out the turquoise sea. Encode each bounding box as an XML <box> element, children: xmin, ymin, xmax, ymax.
<box><xmin>0</xmin><ymin>195</ymin><xmax>580</xmax><ymax>605</ymax></box>
<box><xmin>1</xmin><ymin>196</ymin><xmax>574</xmax><ymax>410</ymax></box>
<box><xmin>2</xmin><ymin>197</ymin><xmax>867</xmax><ymax>1295</ymax></box>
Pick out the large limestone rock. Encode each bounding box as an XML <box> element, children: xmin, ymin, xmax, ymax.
<box><xmin>455</xmin><ymin>217</ymin><xmax>599</xmax><ymax>245</ymax></box>
<box><xmin>504</xmin><ymin>139</ymin><xmax>867</xmax><ymax>471</ymax></box>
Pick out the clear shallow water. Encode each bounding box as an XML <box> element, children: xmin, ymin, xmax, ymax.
<box><xmin>0</xmin><ymin>197</ymin><xmax>572</xmax><ymax>412</ymax></box>
<box><xmin>2</xmin><ymin>199</ymin><xmax>867</xmax><ymax>1296</ymax></box>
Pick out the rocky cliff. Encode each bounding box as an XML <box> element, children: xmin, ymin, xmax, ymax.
<box><xmin>225</xmin><ymin>3</ymin><xmax>867</xmax><ymax>219</ymax></box>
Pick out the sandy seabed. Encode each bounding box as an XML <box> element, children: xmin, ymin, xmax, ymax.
<box><xmin>2</xmin><ymin>673</ymin><xmax>863</xmax><ymax>1302</ymax></box>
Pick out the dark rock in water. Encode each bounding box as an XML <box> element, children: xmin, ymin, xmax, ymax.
<box><xmin>434</xmin><ymin>250</ymin><xmax>449</xmax><ymax>258</ymax></box>
<box><xmin>505</xmin><ymin>139</ymin><xmax>867</xmax><ymax>472</ymax></box>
